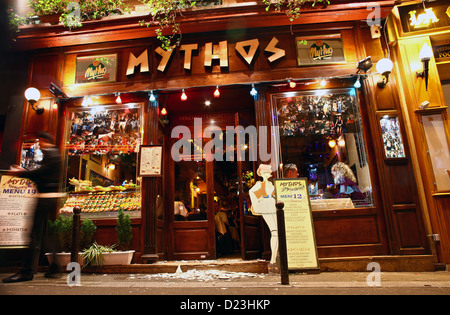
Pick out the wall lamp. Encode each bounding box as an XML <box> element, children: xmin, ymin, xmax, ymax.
<box><xmin>376</xmin><ymin>58</ymin><xmax>393</xmax><ymax>88</ymax></box>
<box><xmin>416</xmin><ymin>43</ymin><xmax>433</xmax><ymax>91</ymax></box>
<box><xmin>24</xmin><ymin>87</ymin><xmax>44</xmax><ymax>114</ymax></box>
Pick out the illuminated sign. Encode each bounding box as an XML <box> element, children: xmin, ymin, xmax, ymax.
<box><xmin>408</xmin><ymin>8</ymin><xmax>439</xmax><ymax>29</ymax></box>
<box><xmin>399</xmin><ymin>2</ymin><xmax>450</xmax><ymax>33</ymax></box>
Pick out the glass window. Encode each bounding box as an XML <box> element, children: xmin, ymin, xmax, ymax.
<box><xmin>272</xmin><ymin>88</ymin><xmax>373</xmax><ymax>210</ymax></box>
<box><xmin>421</xmin><ymin>114</ymin><xmax>450</xmax><ymax>191</ymax></box>
<box><xmin>60</xmin><ymin>104</ymin><xmax>142</xmax><ymax>219</ymax></box>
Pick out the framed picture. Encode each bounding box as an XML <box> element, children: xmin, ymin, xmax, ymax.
<box><xmin>90</xmin><ymin>154</ymin><xmax>102</xmax><ymax>164</ymax></box>
<box><xmin>139</xmin><ymin>145</ymin><xmax>163</xmax><ymax>177</ymax></box>
<box><xmin>379</xmin><ymin>115</ymin><xmax>406</xmax><ymax>159</ymax></box>
<box><xmin>75</xmin><ymin>54</ymin><xmax>118</xmax><ymax>84</ymax></box>
<box><xmin>296</xmin><ymin>34</ymin><xmax>346</xmax><ymax>66</ymax></box>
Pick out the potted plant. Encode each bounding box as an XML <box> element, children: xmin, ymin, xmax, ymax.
<box><xmin>46</xmin><ymin>215</ymin><xmax>97</xmax><ymax>266</ymax></box>
<box><xmin>60</xmin><ymin>0</ymin><xmax>128</xmax><ymax>29</ymax></box>
<box><xmin>82</xmin><ymin>210</ymin><xmax>134</xmax><ymax>267</ymax></box>
<box><xmin>27</xmin><ymin>0</ymin><xmax>68</xmax><ymax>24</ymax></box>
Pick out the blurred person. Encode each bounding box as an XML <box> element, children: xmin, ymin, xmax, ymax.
<box><xmin>2</xmin><ymin>132</ymin><xmax>63</xmax><ymax>283</ymax></box>
<box><xmin>283</xmin><ymin>163</ymin><xmax>299</xmax><ymax>178</ymax></box>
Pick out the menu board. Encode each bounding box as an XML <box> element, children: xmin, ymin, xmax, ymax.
<box><xmin>0</xmin><ymin>176</ymin><xmax>37</xmax><ymax>247</ymax></box>
<box><xmin>274</xmin><ymin>178</ymin><xmax>319</xmax><ymax>270</ymax></box>
<box><xmin>139</xmin><ymin>145</ymin><xmax>163</xmax><ymax>177</ymax></box>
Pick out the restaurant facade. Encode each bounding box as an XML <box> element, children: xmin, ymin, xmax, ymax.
<box><xmin>1</xmin><ymin>0</ymin><xmax>449</xmax><ymax>270</ymax></box>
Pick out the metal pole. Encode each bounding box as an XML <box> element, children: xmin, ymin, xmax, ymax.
<box><xmin>276</xmin><ymin>201</ymin><xmax>289</xmax><ymax>285</ymax></box>
<box><xmin>71</xmin><ymin>206</ymin><xmax>81</xmax><ymax>263</ymax></box>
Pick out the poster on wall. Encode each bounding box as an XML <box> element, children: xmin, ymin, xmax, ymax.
<box><xmin>67</xmin><ymin>105</ymin><xmax>141</xmax><ymax>155</ymax></box>
<box><xmin>379</xmin><ymin>115</ymin><xmax>406</xmax><ymax>159</ymax></box>
<box><xmin>0</xmin><ymin>176</ymin><xmax>37</xmax><ymax>248</ymax></box>
<box><xmin>75</xmin><ymin>54</ymin><xmax>118</xmax><ymax>84</ymax></box>
<box><xmin>274</xmin><ymin>178</ymin><xmax>319</xmax><ymax>270</ymax></box>
<box><xmin>296</xmin><ymin>34</ymin><xmax>345</xmax><ymax>65</ymax></box>
<box><xmin>139</xmin><ymin>145</ymin><xmax>163</xmax><ymax>177</ymax></box>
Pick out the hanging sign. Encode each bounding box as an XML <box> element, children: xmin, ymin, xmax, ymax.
<box><xmin>274</xmin><ymin>178</ymin><xmax>319</xmax><ymax>270</ymax></box>
<box><xmin>75</xmin><ymin>54</ymin><xmax>118</xmax><ymax>84</ymax></box>
<box><xmin>0</xmin><ymin>175</ymin><xmax>37</xmax><ymax>248</ymax></box>
<box><xmin>398</xmin><ymin>1</ymin><xmax>450</xmax><ymax>33</ymax></box>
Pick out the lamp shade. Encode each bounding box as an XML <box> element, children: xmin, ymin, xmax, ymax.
<box><xmin>376</xmin><ymin>58</ymin><xmax>393</xmax><ymax>74</ymax></box>
<box><xmin>419</xmin><ymin>43</ymin><xmax>433</xmax><ymax>60</ymax></box>
<box><xmin>24</xmin><ymin>87</ymin><xmax>40</xmax><ymax>102</ymax></box>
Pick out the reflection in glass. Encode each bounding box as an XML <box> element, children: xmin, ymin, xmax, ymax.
<box><xmin>273</xmin><ymin>88</ymin><xmax>373</xmax><ymax>209</ymax></box>
<box><xmin>174</xmin><ymin>160</ymin><xmax>207</xmax><ymax>221</ymax></box>
<box><xmin>60</xmin><ymin>104</ymin><xmax>142</xmax><ymax>219</ymax></box>
<box><xmin>421</xmin><ymin>114</ymin><xmax>450</xmax><ymax>191</ymax></box>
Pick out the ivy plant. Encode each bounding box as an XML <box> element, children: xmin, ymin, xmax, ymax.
<box><xmin>262</xmin><ymin>0</ymin><xmax>330</xmax><ymax>22</ymax></box>
<box><xmin>139</xmin><ymin>0</ymin><xmax>197</xmax><ymax>51</ymax></box>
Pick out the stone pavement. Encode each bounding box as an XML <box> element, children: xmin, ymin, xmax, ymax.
<box><xmin>2</xmin><ymin>270</ymin><xmax>450</xmax><ymax>296</ymax></box>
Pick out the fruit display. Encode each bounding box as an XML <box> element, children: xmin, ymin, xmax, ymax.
<box><xmin>60</xmin><ymin>190</ymin><xmax>141</xmax><ymax>214</ymax></box>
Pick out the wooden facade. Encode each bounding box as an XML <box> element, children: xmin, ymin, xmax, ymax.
<box><xmin>2</xmin><ymin>0</ymin><xmax>446</xmax><ymax>270</ymax></box>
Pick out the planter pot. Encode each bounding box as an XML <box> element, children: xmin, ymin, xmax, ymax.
<box><xmin>39</xmin><ymin>14</ymin><xmax>61</xmax><ymax>25</ymax></box>
<box><xmin>91</xmin><ymin>250</ymin><xmax>135</xmax><ymax>266</ymax></box>
<box><xmin>45</xmin><ymin>252</ymin><xmax>83</xmax><ymax>267</ymax></box>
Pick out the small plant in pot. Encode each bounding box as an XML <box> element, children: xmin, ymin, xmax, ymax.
<box><xmin>82</xmin><ymin>210</ymin><xmax>134</xmax><ymax>267</ymax></box>
<box><xmin>46</xmin><ymin>215</ymin><xmax>97</xmax><ymax>266</ymax></box>
<box><xmin>27</xmin><ymin>0</ymin><xmax>68</xmax><ymax>24</ymax></box>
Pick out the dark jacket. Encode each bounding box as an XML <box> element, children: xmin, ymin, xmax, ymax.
<box><xmin>19</xmin><ymin>147</ymin><xmax>62</xmax><ymax>194</ymax></box>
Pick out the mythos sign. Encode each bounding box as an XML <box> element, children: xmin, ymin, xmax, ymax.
<box><xmin>126</xmin><ymin>36</ymin><xmax>286</xmax><ymax>76</ymax></box>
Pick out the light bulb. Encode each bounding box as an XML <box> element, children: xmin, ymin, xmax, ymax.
<box><xmin>328</xmin><ymin>139</ymin><xmax>336</xmax><ymax>148</ymax></box>
<box><xmin>354</xmin><ymin>76</ymin><xmax>361</xmax><ymax>88</ymax></box>
<box><xmin>160</xmin><ymin>107</ymin><xmax>167</xmax><ymax>116</ymax></box>
<box><xmin>149</xmin><ymin>91</ymin><xmax>156</xmax><ymax>102</ymax></box>
<box><xmin>250</xmin><ymin>84</ymin><xmax>257</xmax><ymax>96</ymax></box>
<box><xmin>115</xmin><ymin>93</ymin><xmax>122</xmax><ymax>104</ymax></box>
<box><xmin>289</xmin><ymin>80</ymin><xmax>296</xmax><ymax>88</ymax></box>
<box><xmin>320</xmin><ymin>78</ymin><xmax>326</xmax><ymax>87</ymax></box>
<box><xmin>181</xmin><ymin>89</ymin><xmax>187</xmax><ymax>101</ymax></box>
<box><xmin>214</xmin><ymin>85</ymin><xmax>220</xmax><ymax>98</ymax></box>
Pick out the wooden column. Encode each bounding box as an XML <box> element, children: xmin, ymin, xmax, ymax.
<box><xmin>141</xmin><ymin>92</ymin><xmax>159</xmax><ymax>263</ymax></box>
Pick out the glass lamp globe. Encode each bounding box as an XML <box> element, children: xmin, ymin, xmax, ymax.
<box><xmin>376</xmin><ymin>58</ymin><xmax>393</xmax><ymax>75</ymax></box>
<box><xmin>24</xmin><ymin>87</ymin><xmax>41</xmax><ymax>103</ymax></box>
<box><xmin>419</xmin><ymin>43</ymin><xmax>433</xmax><ymax>61</ymax></box>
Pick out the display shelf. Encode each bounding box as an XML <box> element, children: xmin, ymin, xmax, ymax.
<box><xmin>60</xmin><ymin>189</ymin><xmax>141</xmax><ymax>218</ymax></box>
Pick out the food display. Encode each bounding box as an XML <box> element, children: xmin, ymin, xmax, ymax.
<box><xmin>60</xmin><ymin>190</ymin><xmax>141</xmax><ymax>216</ymax></box>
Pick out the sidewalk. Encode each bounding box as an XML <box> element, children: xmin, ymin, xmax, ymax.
<box><xmin>2</xmin><ymin>269</ymin><xmax>450</xmax><ymax>295</ymax></box>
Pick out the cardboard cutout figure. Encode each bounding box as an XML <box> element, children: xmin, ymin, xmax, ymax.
<box><xmin>249</xmin><ymin>164</ymin><xmax>278</xmax><ymax>266</ymax></box>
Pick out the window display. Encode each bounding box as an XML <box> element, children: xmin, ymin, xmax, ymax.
<box><xmin>61</xmin><ymin>104</ymin><xmax>142</xmax><ymax>219</ymax></box>
<box><xmin>272</xmin><ymin>88</ymin><xmax>373</xmax><ymax>210</ymax></box>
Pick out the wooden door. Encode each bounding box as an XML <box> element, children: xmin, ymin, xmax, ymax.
<box><xmin>234</xmin><ymin>112</ymin><xmax>262</xmax><ymax>260</ymax></box>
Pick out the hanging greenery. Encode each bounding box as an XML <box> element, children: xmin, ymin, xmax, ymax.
<box><xmin>138</xmin><ymin>0</ymin><xmax>197</xmax><ymax>51</ymax></box>
<box><xmin>262</xmin><ymin>0</ymin><xmax>330</xmax><ymax>22</ymax></box>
